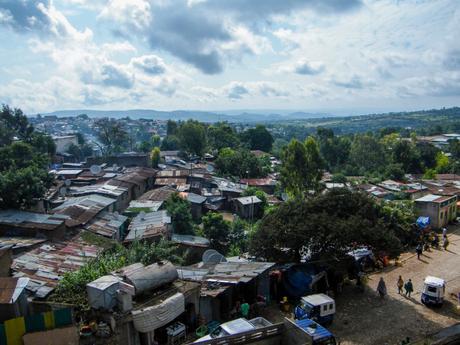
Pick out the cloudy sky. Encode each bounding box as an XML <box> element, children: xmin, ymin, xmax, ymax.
<box><xmin>0</xmin><ymin>0</ymin><xmax>459</xmax><ymax>114</ymax></box>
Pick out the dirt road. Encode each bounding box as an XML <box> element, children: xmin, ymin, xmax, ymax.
<box><xmin>329</xmin><ymin>228</ymin><xmax>460</xmax><ymax>345</ymax></box>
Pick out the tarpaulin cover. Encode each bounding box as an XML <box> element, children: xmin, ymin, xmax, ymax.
<box><xmin>416</xmin><ymin>216</ymin><xmax>430</xmax><ymax>228</ymax></box>
<box><xmin>132</xmin><ymin>292</ymin><xmax>185</xmax><ymax>333</ymax></box>
<box><xmin>282</xmin><ymin>265</ymin><xmax>318</xmax><ymax>298</ymax></box>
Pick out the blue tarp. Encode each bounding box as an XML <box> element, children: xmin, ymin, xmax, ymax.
<box><xmin>282</xmin><ymin>264</ymin><xmax>318</xmax><ymax>298</ymax></box>
<box><xmin>294</xmin><ymin>318</ymin><xmax>333</xmax><ymax>342</ymax></box>
<box><xmin>416</xmin><ymin>216</ymin><xmax>430</xmax><ymax>228</ymax></box>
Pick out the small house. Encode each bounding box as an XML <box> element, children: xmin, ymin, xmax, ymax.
<box><xmin>186</xmin><ymin>193</ymin><xmax>207</xmax><ymax>219</ymax></box>
<box><xmin>0</xmin><ymin>277</ymin><xmax>30</xmax><ymax>322</ymax></box>
<box><xmin>233</xmin><ymin>196</ymin><xmax>262</xmax><ymax>219</ymax></box>
<box><xmin>124</xmin><ymin>210</ymin><xmax>172</xmax><ymax>243</ymax></box>
<box><xmin>414</xmin><ymin>194</ymin><xmax>457</xmax><ymax>229</ymax></box>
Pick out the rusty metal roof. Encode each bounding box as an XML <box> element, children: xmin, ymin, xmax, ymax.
<box><xmin>52</xmin><ymin>194</ymin><xmax>115</xmax><ymax>227</ymax></box>
<box><xmin>0</xmin><ymin>277</ymin><xmax>29</xmax><ymax>304</ymax></box>
<box><xmin>138</xmin><ymin>186</ymin><xmax>176</xmax><ymax>202</ymax></box>
<box><xmin>11</xmin><ymin>235</ymin><xmax>103</xmax><ymax>298</ymax></box>
<box><xmin>84</xmin><ymin>211</ymin><xmax>128</xmax><ymax>238</ymax></box>
<box><xmin>124</xmin><ymin>211</ymin><xmax>171</xmax><ymax>242</ymax></box>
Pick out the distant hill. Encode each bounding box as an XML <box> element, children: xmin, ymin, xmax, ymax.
<box><xmin>38</xmin><ymin>109</ymin><xmax>334</xmax><ymax>123</ymax></box>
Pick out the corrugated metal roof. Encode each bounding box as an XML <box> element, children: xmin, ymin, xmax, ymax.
<box><xmin>0</xmin><ymin>237</ymin><xmax>47</xmax><ymax>251</ymax></box>
<box><xmin>187</xmin><ymin>193</ymin><xmax>207</xmax><ymax>204</ymax></box>
<box><xmin>11</xmin><ymin>235</ymin><xmax>103</xmax><ymax>298</ymax></box>
<box><xmin>128</xmin><ymin>200</ymin><xmax>163</xmax><ymax>211</ymax></box>
<box><xmin>171</xmin><ymin>234</ymin><xmax>210</xmax><ymax>247</ymax></box>
<box><xmin>124</xmin><ymin>211</ymin><xmax>171</xmax><ymax>241</ymax></box>
<box><xmin>235</xmin><ymin>196</ymin><xmax>262</xmax><ymax>205</ymax></box>
<box><xmin>138</xmin><ymin>186</ymin><xmax>176</xmax><ymax>202</ymax></box>
<box><xmin>0</xmin><ymin>210</ymin><xmax>68</xmax><ymax>231</ymax></box>
<box><xmin>53</xmin><ymin>194</ymin><xmax>115</xmax><ymax>227</ymax></box>
<box><xmin>84</xmin><ymin>211</ymin><xmax>128</xmax><ymax>238</ymax></box>
<box><xmin>0</xmin><ymin>277</ymin><xmax>29</xmax><ymax>304</ymax></box>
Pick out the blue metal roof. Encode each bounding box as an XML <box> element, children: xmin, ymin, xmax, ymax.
<box><xmin>294</xmin><ymin>318</ymin><xmax>333</xmax><ymax>341</ymax></box>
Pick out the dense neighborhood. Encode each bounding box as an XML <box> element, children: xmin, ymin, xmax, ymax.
<box><xmin>0</xmin><ymin>105</ymin><xmax>459</xmax><ymax>345</ymax></box>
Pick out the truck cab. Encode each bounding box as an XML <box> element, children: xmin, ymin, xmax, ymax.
<box><xmin>421</xmin><ymin>276</ymin><xmax>446</xmax><ymax>306</ymax></box>
<box><xmin>291</xmin><ymin>318</ymin><xmax>337</xmax><ymax>345</ymax></box>
<box><xmin>295</xmin><ymin>294</ymin><xmax>335</xmax><ymax>325</ymax></box>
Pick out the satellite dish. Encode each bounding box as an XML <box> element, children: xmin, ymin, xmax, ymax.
<box><xmin>114</xmin><ymin>211</ymin><xmax>119</xmax><ymax>216</ymax></box>
<box><xmin>90</xmin><ymin>165</ymin><xmax>102</xmax><ymax>175</ymax></box>
<box><xmin>139</xmin><ymin>211</ymin><xmax>146</xmax><ymax>220</ymax></box>
<box><xmin>64</xmin><ymin>179</ymin><xmax>71</xmax><ymax>187</ymax></box>
<box><xmin>112</xmin><ymin>164</ymin><xmax>118</xmax><ymax>171</ymax></box>
<box><xmin>59</xmin><ymin>187</ymin><xmax>67</xmax><ymax>197</ymax></box>
<box><xmin>206</xmin><ymin>164</ymin><xmax>215</xmax><ymax>173</ymax></box>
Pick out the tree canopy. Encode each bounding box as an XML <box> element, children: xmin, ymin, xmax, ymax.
<box><xmin>164</xmin><ymin>193</ymin><xmax>194</xmax><ymax>235</ymax></box>
<box><xmin>94</xmin><ymin>118</ymin><xmax>128</xmax><ymax>155</ymax></box>
<box><xmin>177</xmin><ymin>120</ymin><xmax>207</xmax><ymax>156</ymax></box>
<box><xmin>202</xmin><ymin>212</ymin><xmax>231</xmax><ymax>254</ymax></box>
<box><xmin>0</xmin><ymin>105</ymin><xmax>53</xmax><ymax>209</ymax></box>
<box><xmin>240</xmin><ymin>125</ymin><xmax>274</xmax><ymax>152</ymax></box>
<box><xmin>250</xmin><ymin>189</ymin><xmax>404</xmax><ymax>263</ymax></box>
<box><xmin>280</xmin><ymin>137</ymin><xmax>324</xmax><ymax>198</ymax></box>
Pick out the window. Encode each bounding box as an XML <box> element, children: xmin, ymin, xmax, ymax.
<box><xmin>329</xmin><ymin>304</ymin><xmax>333</xmax><ymax>310</ymax></box>
<box><xmin>323</xmin><ymin>305</ymin><xmax>328</xmax><ymax>312</ymax></box>
<box><xmin>427</xmin><ymin>286</ymin><xmax>437</xmax><ymax>293</ymax></box>
<box><xmin>440</xmin><ymin>212</ymin><xmax>443</xmax><ymax>219</ymax></box>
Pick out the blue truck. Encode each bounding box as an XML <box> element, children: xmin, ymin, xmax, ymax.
<box><xmin>290</xmin><ymin>318</ymin><xmax>337</xmax><ymax>345</ymax></box>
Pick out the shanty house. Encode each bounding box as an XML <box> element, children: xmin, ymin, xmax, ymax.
<box><xmin>52</xmin><ymin>194</ymin><xmax>116</xmax><ymax>227</ymax></box>
<box><xmin>83</xmin><ymin>211</ymin><xmax>128</xmax><ymax>240</ymax></box>
<box><xmin>124</xmin><ymin>210</ymin><xmax>171</xmax><ymax>243</ymax></box>
<box><xmin>0</xmin><ymin>210</ymin><xmax>68</xmax><ymax>240</ymax></box>
<box><xmin>186</xmin><ymin>193</ymin><xmax>207</xmax><ymax>219</ymax></box>
<box><xmin>233</xmin><ymin>196</ymin><xmax>262</xmax><ymax>219</ymax></box>
<box><xmin>0</xmin><ymin>277</ymin><xmax>30</xmax><ymax>322</ymax></box>
<box><xmin>414</xmin><ymin>194</ymin><xmax>457</xmax><ymax>229</ymax></box>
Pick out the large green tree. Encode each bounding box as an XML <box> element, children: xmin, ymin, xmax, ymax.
<box><xmin>0</xmin><ymin>106</ymin><xmax>53</xmax><ymax>209</ymax></box>
<box><xmin>215</xmin><ymin>148</ymin><xmax>267</xmax><ymax>178</ymax></box>
<box><xmin>250</xmin><ymin>189</ymin><xmax>404</xmax><ymax>262</ymax></box>
<box><xmin>94</xmin><ymin>118</ymin><xmax>128</xmax><ymax>155</ymax></box>
<box><xmin>164</xmin><ymin>193</ymin><xmax>194</xmax><ymax>235</ymax></box>
<box><xmin>349</xmin><ymin>135</ymin><xmax>386</xmax><ymax>173</ymax></box>
<box><xmin>207</xmin><ymin>122</ymin><xmax>239</xmax><ymax>151</ymax></box>
<box><xmin>177</xmin><ymin>120</ymin><xmax>207</xmax><ymax>156</ymax></box>
<box><xmin>240</xmin><ymin>125</ymin><xmax>274</xmax><ymax>152</ymax></box>
<box><xmin>202</xmin><ymin>212</ymin><xmax>231</xmax><ymax>254</ymax></box>
<box><xmin>280</xmin><ymin>137</ymin><xmax>324</xmax><ymax>198</ymax></box>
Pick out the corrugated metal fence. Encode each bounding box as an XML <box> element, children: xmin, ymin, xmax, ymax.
<box><xmin>0</xmin><ymin>308</ymin><xmax>73</xmax><ymax>345</ymax></box>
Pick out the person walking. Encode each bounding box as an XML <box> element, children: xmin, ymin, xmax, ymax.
<box><xmin>377</xmin><ymin>277</ymin><xmax>387</xmax><ymax>299</ymax></box>
<box><xmin>397</xmin><ymin>276</ymin><xmax>404</xmax><ymax>294</ymax></box>
<box><xmin>404</xmin><ymin>279</ymin><xmax>413</xmax><ymax>298</ymax></box>
<box><xmin>442</xmin><ymin>227</ymin><xmax>447</xmax><ymax>238</ymax></box>
<box><xmin>443</xmin><ymin>236</ymin><xmax>450</xmax><ymax>251</ymax></box>
<box><xmin>416</xmin><ymin>243</ymin><xmax>423</xmax><ymax>260</ymax></box>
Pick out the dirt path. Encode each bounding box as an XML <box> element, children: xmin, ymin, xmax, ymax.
<box><xmin>329</xmin><ymin>228</ymin><xmax>460</xmax><ymax>345</ymax></box>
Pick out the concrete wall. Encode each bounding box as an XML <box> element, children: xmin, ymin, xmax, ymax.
<box><xmin>0</xmin><ymin>247</ymin><xmax>12</xmax><ymax>277</ymax></box>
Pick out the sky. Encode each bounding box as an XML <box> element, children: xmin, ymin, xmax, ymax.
<box><xmin>0</xmin><ymin>0</ymin><xmax>459</xmax><ymax>114</ymax></box>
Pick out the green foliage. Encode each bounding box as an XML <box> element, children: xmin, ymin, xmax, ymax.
<box><xmin>207</xmin><ymin>122</ymin><xmax>239</xmax><ymax>151</ymax></box>
<box><xmin>164</xmin><ymin>193</ymin><xmax>194</xmax><ymax>234</ymax></box>
<box><xmin>385</xmin><ymin>163</ymin><xmax>405</xmax><ymax>180</ymax></box>
<box><xmin>280</xmin><ymin>137</ymin><xmax>324</xmax><ymax>198</ymax></box>
<box><xmin>435</xmin><ymin>152</ymin><xmax>450</xmax><ymax>173</ymax></box>
<box><xmin>331</xmin><ymin>173</ymin><xmax>347</xmax><ymax>183</ymax></box>
<box><xmin>0</xmin><ymin>106</ymin><xmax>54</xmax><ymax>209</ymax></box>
<box><xmin>151</xmin><ymin>147</ymin><xmax>160</xmax><ymax>168</ymax></box>
<box><xmin>350</xmin><ymin>135</ymin><xmax>386</xmax><ymax>173</ymax></box>
<box><xmin>167</xmin><ymin>120</ymin><xmax>178</xmax><ymax>136</ymax></box>
<box><xmin>242</xmin><ymin>187</ymin><xmax>268</xmax><ymax>214</ymax></box>
<box><xmin>51</xmin><ymin>239</ymin><xmax>183</xmax><ymax>308</ymax></box>
<box><xmin>229</xmin><ymin>217</ymin><xmax>249</xmax><ymax>253</ymax></box>
<box><xmin>160</xmin><ymin>135</ymin><xmax>180</xmax><ymax>150</ymax></box>
<box><xmin>423</xmin><ymin>168</ymin><xmax>437</xmax><ymax>179</ymax></box>
<box><xmin>95</xmin><ymin>118</ymin><xmax>128</xmax><ymax>155</ymax></box>
<box><xmin>202</xmin><ymin>212</ymin><xmax>230</xmax><ymax>253</ymax></box>
<box><xmin>250</xmin><ymin>189</ymin><xmax>404</xmax><ymax>262</ymax></box>
<box><xmin>215</xmin><ymin>148</ymin><xmax>267</xmax><ymax>178</ymax></box>
<box><xmin>177</xmin><ymin>120</ymin><xmax>207</xmax><ymax>156</ymax></box>
<box><xmin>240</xmin><ymin>125</ymin><xmax>274</xmax><ymax>152</ymax></box>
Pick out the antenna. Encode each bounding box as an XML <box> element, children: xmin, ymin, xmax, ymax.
<box><xmin>90</xmin><ymin>165</ymin><xmax>102</xmax><ymax>175</ymax></box>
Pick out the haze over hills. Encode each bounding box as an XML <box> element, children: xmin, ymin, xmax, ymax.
<box><xmin>38</xmin><ymin>109</ymin><xmax>333</xmax><ymax>122</ymax></box>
